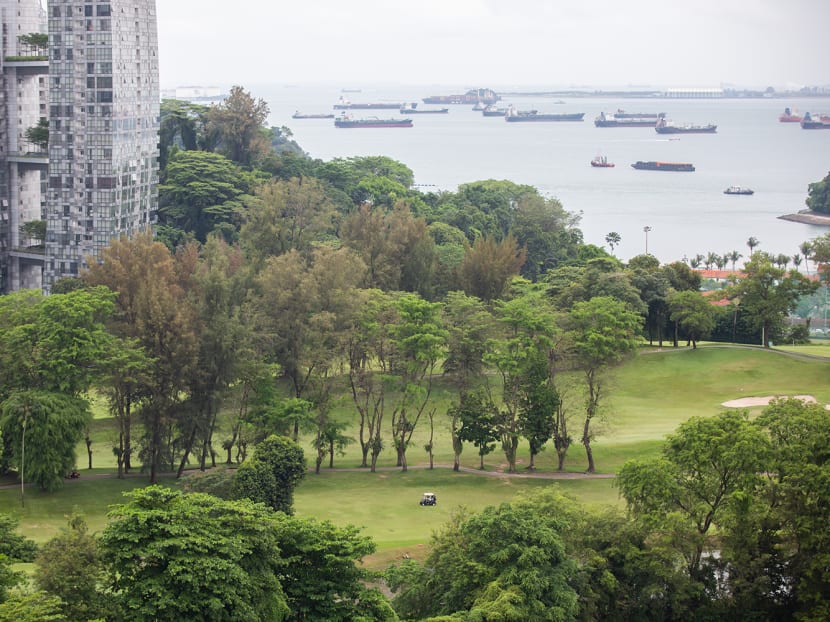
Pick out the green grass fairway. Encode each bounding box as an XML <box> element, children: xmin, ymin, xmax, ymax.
<box><xmin>293</xmin><ymin>469</ymin><xmax>619</xmax><ymax>567</ymax></box>
<box><xmin>3</xmin><ymin>345</ymin><xmax>828</xmax><ymax>560</ymax></box>
<box><xmin>0</xmin><ymin>475</ymin><xmax>179</xmax><ymax>542</ymax></box>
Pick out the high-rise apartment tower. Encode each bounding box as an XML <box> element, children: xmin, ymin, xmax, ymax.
<box><xmin>44</xmin><ymin>0</ymin><xmax>159</xmax><ymax>289</ymax></box>
<box><xmin>0</xmin><ymin>0</ymin><xmax>48</xmax><ymax>292</ymax></box>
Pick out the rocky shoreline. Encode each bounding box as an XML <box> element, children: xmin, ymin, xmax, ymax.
<box><xmin>779</xmin><ymin>210</ymin><xmax>830</xmax><ymax>226</ymax></box>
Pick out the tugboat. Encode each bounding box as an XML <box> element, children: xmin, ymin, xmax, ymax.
<box><xmin>779</xmin><ymin>107</ymin><xmax>803</xmax><ymax>122</ymax></box>
<box><xmin>591</xmin><ymin>155</ymin><xmax>615</xmax><ymax>168</ymax></box>
<box><xmin>724</xmin><ymin>186</ymin><xmax>754</xmax><ymax>195</ymax></box>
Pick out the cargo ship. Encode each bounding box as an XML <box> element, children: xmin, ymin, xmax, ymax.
<box><xmin>594</xmin><ymin>111</ymin><xmax>663</xmax><ymax>127</ymax></box>
<box><xmin>800</xmin><ymin>112</ymin><xmax>830</xmax><ymax>129</ymax></box>
<box><xmin>779</xmin><ymin>107</ymin><xmax>803</xmax><ymax>122</ymax></box>
<box><xmin>655</xmin><ymin>117</ymin><xmax>717</xmax><ymax>134</ymax></box>
<box><xmin>292</xmin><ymin>111</ymin><xmax>335</xmax><ymax>119</ymax></box>
<box><xmin>334</xmin><ymin>114</ymin><xmax>413</xmax><ymax>128</ymax></box>
<box><xmin>399</xmin><ymin>103</ymin><xmax>449</xmax><ymax>114</ymax></box>
<box><xmin>505</xmin><ymin>106</ymin><xmax>584</xmax><ymax>122</ymax></box>
<box><xmin>422</xmin><ymin>88</ymin><xmax>500</xmax><ymax>105</ymax></box>
<box><xmin>482</xmin><ymin>105</ymin><xmax>508</xmax><ymax>117</ymax></box>
<box><xmin>631</xmin><ymin>161</ymin><xmax>695</xmax><ymax>172</ymax></box>
<box><xmin>613</xmin><ymin>109</ymin><xmax>664</xmax><ymax>119</ymax></box>
<box><xmin>333</xmin><ymin>96</ymin><xmax>402</xmax><ymax>110</ymax></box>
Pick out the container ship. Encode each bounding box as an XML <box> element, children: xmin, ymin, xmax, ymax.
<box><xmin>334</xmin><ymin>115</ymin><xmax>413</xmax><ymax>128</ymax></box>
<box><xmin>594</xmin><ymin>111</ymin><xmax>664</xmax><ymax>127</ymax></box>
<box><xmin>631</xmin><ymin>161</ymin><xmax>695</xmax><ymax>172</ymax></box>
<box><xmin>422</xmin><ymin>88</ymin><xmax>500</xmax><ymax>105</ymax></box>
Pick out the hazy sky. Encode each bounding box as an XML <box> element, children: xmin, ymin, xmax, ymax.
<box><xmin>155</xmin><ymin>0</ymin><xmax>829</xmax><ymax>90</ymax></box>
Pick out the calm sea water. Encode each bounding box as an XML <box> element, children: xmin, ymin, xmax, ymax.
<box><xmin>257</xmin><ymin>84</ymin><xmax>830</xmax><ymax>265</ymax></box>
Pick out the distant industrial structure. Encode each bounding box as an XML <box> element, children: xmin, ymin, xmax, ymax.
<box><xmin>0</xmin><ymin>0</ymin><xmax>160</xmax><ymax>294</ymax></box>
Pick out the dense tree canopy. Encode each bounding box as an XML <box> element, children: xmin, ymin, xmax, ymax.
<box><xmin>100</xmin><ymin>486</ymin><xmax>289</xmax><ymax>621</ymax></box>
<box><xmin>806</xmin><ymin>170</ymin><xmax>830</xmax><ymax>214</ymax></box>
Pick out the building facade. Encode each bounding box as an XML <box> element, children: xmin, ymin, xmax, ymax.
<box><xmin>44</xmin><ymin>0</ymin><xmax>159</xmax><ymax>289</ymax></box>
<box><xmin>0</xmin><ymin>0</ymin><xmax>48</xmax><ymax>293</ymax></box>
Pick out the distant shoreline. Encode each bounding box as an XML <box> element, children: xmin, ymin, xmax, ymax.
<box><xmin>779</xmin><ymin>210</ymin><xmax>830</xmax><ymax>226</ymax></box>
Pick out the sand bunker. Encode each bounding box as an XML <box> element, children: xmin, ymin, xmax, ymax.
<box><xmin>721</xmin><ymin>395</ymin><xmax>817</xmax><ymax>408</ymax></box>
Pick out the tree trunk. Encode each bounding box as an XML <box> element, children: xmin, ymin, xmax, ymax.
<box><xmin>528</xmin><ymin>448</ymin><xmax>536</xmax><ymax>470</ymax></box>
<box><xmin>329</xmin><ymin>439</ymin><xmax>335</xmax><ymax>469</ymax></box>
<box><xmin>557</xmin><ymin>451</ymin><xmax>566</xmax><ymax>471</ymax></box>
<box><xmin>177</xmin><ymin>423</ymin><xmax>198</xmax><ymax>479</ymax></box>
<box><xmin>124</xmin><ymin>399</ymin><xmax>132</xmax><ymax>472</ymax></box>
<box><xmin>479</xmin><ymin>451</ymin><xmax>485</xmax><ymax>470</ymax></box>
<box><xmin>86</xmin><ymin>435</ymin><xmax>93</xmax><ymax>469</ymax></box>
<box><xmin>582</xmin><ymin>416</ymin><xmax>596</xmax><ymax>473</ymax></box>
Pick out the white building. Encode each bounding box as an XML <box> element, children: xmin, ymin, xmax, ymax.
<box><xmin>0</xmin><ymin>0</ymin><xmax>48</xmax><ymax>292</ymax></box>
<box><xmin>43</xmin><ymin>0</ymin><xmax>159</xmax><ymax>289</ymax></box>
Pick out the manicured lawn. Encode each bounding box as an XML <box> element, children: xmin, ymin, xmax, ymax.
<box><xmin>5</xmin><ymin>345</ymin><xmax>828</xmax><ymax>561</ymax></box>
<box><xmin>293</xmin><ymin>469</ymin><xmax>619</xmax><ymax>567</ymax></box>
<box><xmin>0</xmin><ymin>475</ymin><xmax>179</xmax><ymax>542</ymax></box>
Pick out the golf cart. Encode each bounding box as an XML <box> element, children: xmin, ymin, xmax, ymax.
<box><xmin>419</xmin><ymin>492</ymin><xmax>437</xmax><ymax>506</ymax></box>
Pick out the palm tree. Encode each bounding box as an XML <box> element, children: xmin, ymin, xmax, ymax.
<box><xmin>605</xmin><ymin>231</ymin><xmax>621</xmax><ymax>254</ymax></box>
<box><xmin>705</xmin><ymin>252</ymin><xmax>719</xmax><ymax>270</ymax></box>
<box><xmin>775</xmin><ymin>253</ymin><xmax>790</xmax><ymax>270</ymax></box>
<box><xmin>747</xmin><ymin>236</ymin><xmax>760</xmax><ymax>257</ymax></box>
<box><xmin>793</xmin><ymin>253</ymin><xmax>803</xmax><ymax>272</ymax></box>
<box><xmin>799</xmin><ymin>241</ymin><xmax>813</xmax><ymax>274</ymax></box>
<box><xmin>715</xmin><ymin>254</ymin><xmax>728</xmax><ymax>270</ymax></box>
<box><xmin>690</xmin><ymin>254</ymin><xmax>704</xmax><ymax>270</ymax></box>
<box><xmin>726</xmin><ymin>250</ymin><xmax>743</xmax><ymax>271</ymax></box>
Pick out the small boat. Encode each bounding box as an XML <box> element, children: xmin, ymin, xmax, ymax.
<box><xmin>591</xmin><ymin>155</ymin><xmax>615</xmax><ymax>168</ymax></box>
<box><xmin>399</xmin><ymin>103</ymin><xmax>449</xmax><ymax>114</ymax></box>
<box><xmin>472</xmin><ymin>101</ymin><xmax>487</xmax><ymax>111</ymax></box>
<box><xmin>655</xmin><ymin>117</ymin><xmax>717</xmax><ymax>134</ymax></box>
<box><xmin>724</xmin><ymin>186</ymin><xmax>754</xmax><ymax>195</ymax></box>
<box><xmin>779</xmin><ymin>107</ymin><xmax>802</xmax><ymax>122</ymax></box>
<box><xmin>292</xmin><ymin>111</ymin><xmax>335</xmax><ymax>119</ymax></box>
<box><xmin>334</xmin><ymin>113</ymin><xmax>413</xmax><ymax>128</ymax></box>
<box><xmin>631</xmin><ymin>161</ymin><xmax>695</xmax><ymax>172</ymax></box>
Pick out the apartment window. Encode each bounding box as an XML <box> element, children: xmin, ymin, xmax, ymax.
<box><xmin>97</xmin><ymin>4</ymin><xmax>111</xmax><ymax>16</ymax></box>
<box><xmin>84</xmin><ymin>5</ymin><xmax>92</xmax><ymax>16</ymax></box>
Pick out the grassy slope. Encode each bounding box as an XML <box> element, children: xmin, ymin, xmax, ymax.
<box><xmin>2</xmin><ymin>345</ymin><xmax>827</xmax><ymax>558</ymax></box>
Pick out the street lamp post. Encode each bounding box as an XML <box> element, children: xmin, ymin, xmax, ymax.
<box><xmin>643</xmin><ymin>226</ymin><xmax>652</xmax><ymax>255</ymax></box>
